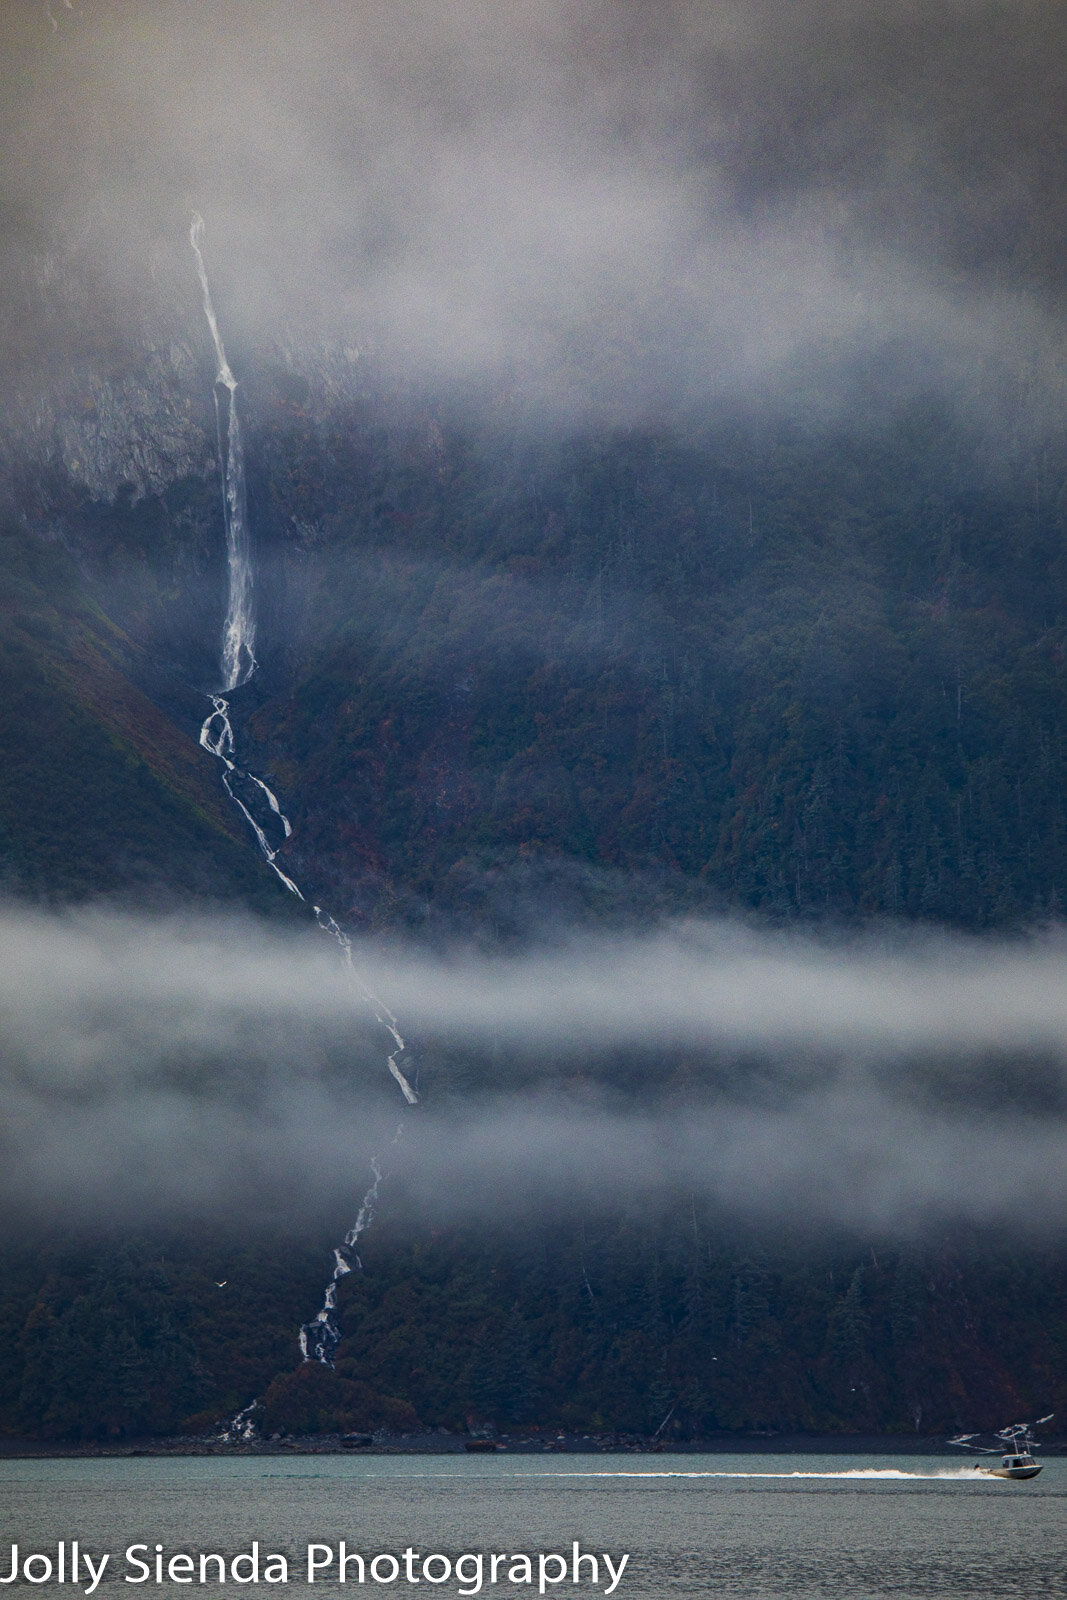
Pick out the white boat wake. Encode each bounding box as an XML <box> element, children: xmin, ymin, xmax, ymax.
<box><xmin>321</xmin><ymin>1465</ymin><xmax>1003</xmax><ymax>1483</ymax></box>
<box><xmin>534</xmin><ymin>1466</ymin><xmax>997</xmax><ymax>1481</ymax></box>
<box><xmin>189</xmin><ymin>217</ymin><xmax>417</xmax><ymax>1422</ymax></box>
<box><xmin>363</xmin><ymin>1466</ymin><xmax>1002</xmax><ymax>1484</ymax></box>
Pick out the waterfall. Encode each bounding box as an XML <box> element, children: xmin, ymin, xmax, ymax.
<box><xmin>189</xmin><ymin>217</ymin><xmax>418</xmax><ymax>1430</ymax></box>
<box><xmin>190</xmin><ymin>214</ymin><xmax>256</xmax><ymax>691</ymax></box>
<box><xmin>299</xmin><ymin>1159</ymin><xmax>381</xmax><ymax>1363</ymax></box>
<box><xmin>296</xmin><ymin>915</ymin><xmax>416</xmax><ymax>1367</ymax></box>
<box><xmin>198</xmin><ymin>696</ymin><xmax>304</xmax><ymax>899</ymax></box>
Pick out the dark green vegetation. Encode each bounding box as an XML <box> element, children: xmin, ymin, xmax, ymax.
<box><xmin>0</xmin><ymin>1233</ymin><xmax>329</xmax><ymax>1441</ymax></box>
<box><xmin>330</xmin><ymin>1214</ymin><xmax>1067</xmax><ymax>1441</ymax></box>
<box><xmin>2</xmin><ymin>372</ymin><xmax>1066</xmax><ymax>1441</ymax></box>
<box><xmin>243</xmin><ymin>390</ymin><xmax>1067</xmax><ymax>935</ymax></box>
<box><xmin>0</xmin><ymin>1219</ymin><xmax>1063</xmax><ymax>1442</ymax></box>
<box><xmin>0</xmin><ymin>516</ymin><xmax>288</xmax><ymax>910</ymax></box>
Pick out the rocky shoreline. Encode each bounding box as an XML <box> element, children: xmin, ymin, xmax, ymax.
<box><xmin>4</xmin><ymin>1430</ymin><xmax>1061</xmax><ymax>1460</ymax></box>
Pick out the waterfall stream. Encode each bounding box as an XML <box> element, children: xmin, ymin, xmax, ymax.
<box><xmin>190</xmin><ymin>215</ymin><xmax>256</xmax><ymax>692</ymax></box>
<box><xmin>189</xmin><ymin>217</ymin><xmax>416</xmax><ymax>1432</ymax></box>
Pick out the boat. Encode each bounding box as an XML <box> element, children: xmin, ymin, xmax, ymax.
<box><xmin>949</xmin><ymin>1412</ymin><xmax>1053</xmax><ymax>1480</ymax></box>
<box><xmin>977</xmin><ymin>1452</ymin><xmax>1042</xmax><ymax>1480</ymax></box>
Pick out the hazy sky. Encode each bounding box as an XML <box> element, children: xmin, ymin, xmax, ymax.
<box><xmin>2</xmin><ymin>905</ymin><xmax>1064</xmax><ymax>1236</ymax></box>
<box><xmin>3</xmin><ymin>0</ymin><xmax>1065</xmax><ymax>424</ymax></box>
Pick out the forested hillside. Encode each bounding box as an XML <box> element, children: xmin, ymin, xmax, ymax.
<box><xmin>1</xmin><ymin>0</ymin><xmax>1065</xmax><ymax>1447</ymax></box>
<box><xmin>241</xmin><ymin>394</ymin><xmax>1067</xmax><ymax>934</ymax></box>
<box><xmin>1</xmin><ymin>380</ymin><xmax>1065</xmax><ymax>1444</ymax></box>
<box><xmin>2</xmin><ymin>1215</ymin><xmax>1064</xmax><ymax>1443</ymax></box>
<box><xmin>0</xmin><ymin>517</ymin><xmax>289</xmax><ymax>910</ymax></box>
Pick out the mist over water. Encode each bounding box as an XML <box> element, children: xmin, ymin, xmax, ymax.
<box><xmin>0</xmin><ymin>905</ymin><xmax>1065</xmax><ymax>1237</ymax></box>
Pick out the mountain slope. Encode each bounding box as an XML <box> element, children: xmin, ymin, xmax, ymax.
<box><xmin>0</xmin><ymin>519</ymin><xmax>290</xmax><ymax>909</ymax></box>
<box><xmin>234</xmin><ymin>399</ymin><xmax>1067</xmax><ymax>935</ymax></box>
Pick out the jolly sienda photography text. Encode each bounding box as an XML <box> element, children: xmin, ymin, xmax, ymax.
<box><xmin>0</xmin><ymin>1543</ymin><xmax>630</xmax><ymax>1596</ymax></box>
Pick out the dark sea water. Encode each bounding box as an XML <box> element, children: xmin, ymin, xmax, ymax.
<box><xmin>1</xmin><ymin>1453</ymin><xmax>1064</xmax><ymax>1600</ymax></box>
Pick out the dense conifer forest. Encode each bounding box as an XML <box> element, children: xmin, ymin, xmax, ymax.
<box><xmin>2</xmin><ymin>387</ymin><xmax>1066</xmax><ymax>1444</ymax></box>
<box><xmin>1</xmin><ymin>0</ymin><xmax>1065</xmax><ymax>1447</ymax></box>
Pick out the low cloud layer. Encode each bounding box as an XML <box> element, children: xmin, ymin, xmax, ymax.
<box><xmin>1</xmin><ymin>905</ymin><xmax>1065</xmax><ymax>1237</ymax></box>
<box><xmin>3</xmin><ymin>1</ymin><xmax>1066</xmax><ymax>433</ymax></box>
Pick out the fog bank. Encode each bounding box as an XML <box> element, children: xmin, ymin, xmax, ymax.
<box><xmin>1</xmin><ymin>905</ymin><xmax>1065</xmax><ymax>1235</ymax></box>
<box><xmin>3</xmin><ymin>1</ymin><xmax>1066</xmax><ymax>430</ymax></box>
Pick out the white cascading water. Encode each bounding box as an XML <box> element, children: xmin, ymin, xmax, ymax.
<box><xmin>190</xmin><ymin>214</ymin><xmax>256</xmax><ymax>692</ymax></box>
<box><xmin>189</xmin><ymin>217</ymin><xmax>417</xmax><ymax>1428</ymax></box>
<box><xmin>198</xmin><ymin>695</ymin><xmax>304</xmax><ymax>899</ymax></box>
<box><xmin>297</xmin><ymin>912</ymin><xmax>416</xmax><ymax>1362</ymax></box>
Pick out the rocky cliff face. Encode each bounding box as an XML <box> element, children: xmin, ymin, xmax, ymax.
<box><xmin>0</xmin><ymin>252</ymin><xmax>294</xmax><ymax>908</ymax></box>
<box><xmin>10</xmin><ymin>339</ymin><xmax>212</xmax><ymax>506</ymax></box>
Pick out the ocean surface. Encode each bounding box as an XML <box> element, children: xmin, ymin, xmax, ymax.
<box><xmin>1</xmin><ymin>1453</ymin><xmax>1064</xmax><ymax>1600</ymax></box>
